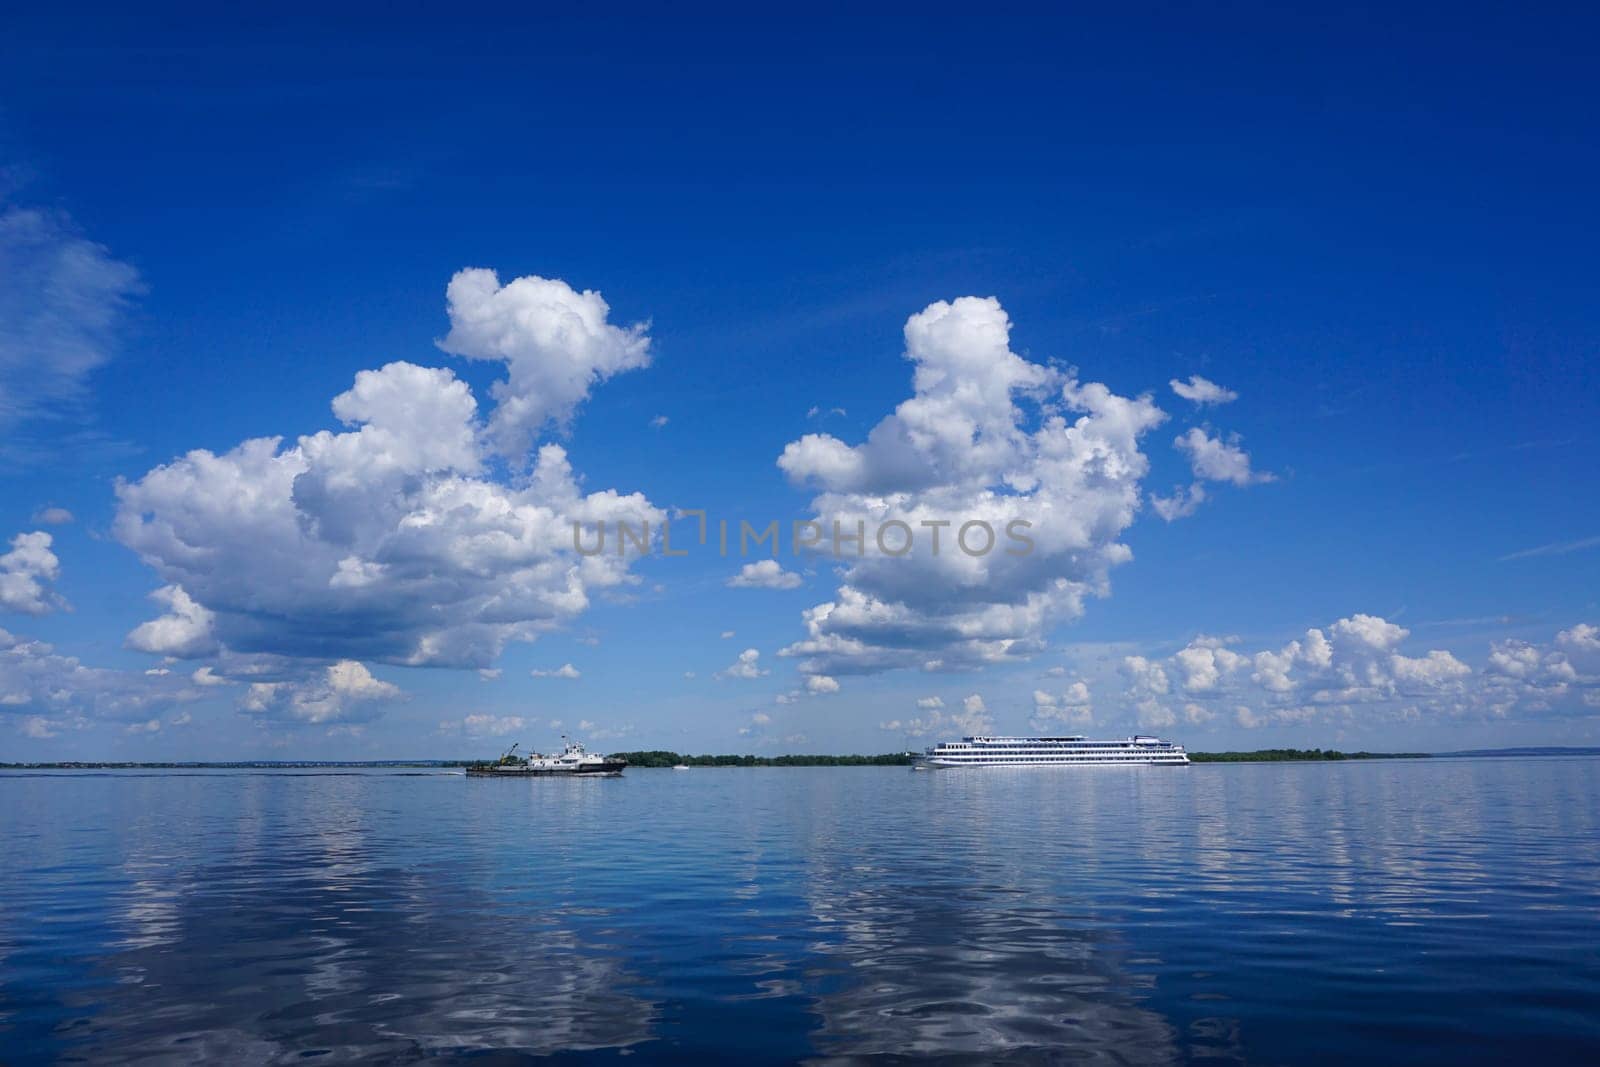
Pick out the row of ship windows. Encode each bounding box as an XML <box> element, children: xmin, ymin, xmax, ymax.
<box><xmin>936</xmin><ymin>748</ymin><xmax>1174</xmax><ymax>754</ymax></box>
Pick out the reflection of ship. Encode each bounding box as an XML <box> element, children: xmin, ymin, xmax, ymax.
<box><xmin>913</xmin><ymin>734</ymin><xmax>1189</xmax><ymax>768</ymax></box>
<box><xmin>466</xmin><ymin>739</ymin><xmax>627</xmax><ymax>776</ymax></box>
<box><xmin>798</xmin><ymin>776</ymin><xmax>1184</xmax><ymax>1062</ymax></box>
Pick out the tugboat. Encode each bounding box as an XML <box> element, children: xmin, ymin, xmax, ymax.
<box><xmin>465</xmin><ymin>738</ymin><xmax>627</xmax><ymax>777</ymax></box>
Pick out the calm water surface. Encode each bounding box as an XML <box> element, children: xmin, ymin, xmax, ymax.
<box><xmin>2</xmin><ymin>758</ymin><xmax>1598</xmax><ymax>1064</ymax></box>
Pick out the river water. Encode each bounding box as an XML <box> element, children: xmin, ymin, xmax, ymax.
<box><xmin>2</xmin><ymin>757</ymin><xmax>1597</xmax><ymax>1063</ymax></box>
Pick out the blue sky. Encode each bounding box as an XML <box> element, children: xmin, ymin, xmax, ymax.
<box><xmin>2</xmin><ymin>6</ymin><xmax>1597</xmax><ymax>758</ymax></box>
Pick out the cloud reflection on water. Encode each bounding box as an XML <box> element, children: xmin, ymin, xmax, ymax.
<box><xmin>57</xmin><ymin>772</ymin><xmax>657</xmax><ymax>1061</ymax></box>
<box><xmin>1</xmin><ymin>761</ymin><xmax>1598</xmax><ymax>1063</ymax></box>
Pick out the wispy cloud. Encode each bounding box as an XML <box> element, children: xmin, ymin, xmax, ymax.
<box><xmin>0</xmin><ymin>205</ymin><xmax>143</xmax><ymax>433</ymax></box>
<box><xmin>1169</xmin><ymin>374</ymin><xmax>1238</xmax><ymax>406</ymax></box>
<box><xmin>1499</xmin><ymin>536</ymin><xmax>1600</xmax><ymax>562</ymax></box>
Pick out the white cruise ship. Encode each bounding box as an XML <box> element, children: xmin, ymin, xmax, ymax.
<box><xmin>913</xmin><ymin>734</ymin><xmax>1190</xmax><ymax>769</ymax></box>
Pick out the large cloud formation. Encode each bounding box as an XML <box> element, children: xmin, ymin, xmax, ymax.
<box><xmin>113</xmin><ymin>271</ymin><xmax>661</xmax><ymax>709</ymax></box>
<box><xmin>777</xmin><ymin>296</ymin><xmax>1174</xmax><ymax>683</ymax></box>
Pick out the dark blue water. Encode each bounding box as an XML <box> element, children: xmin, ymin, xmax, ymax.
<box><xmin>2</xmin><ymin>758</ymin><xmax>1597</xmax><ymax>1064</ymax></box>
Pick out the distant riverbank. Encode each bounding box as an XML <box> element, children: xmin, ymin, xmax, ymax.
<box><xmin>10</xmin><ymin>748</ymin><xmax>1597</xmax><ymax>770</ymax></box>
<box><xmin>1187</xmin><ymin>748</ymin><xmax>1429</xmax><ymax>763</ymax></box>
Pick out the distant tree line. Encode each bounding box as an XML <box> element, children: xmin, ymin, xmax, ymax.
<box><xmin>609</xmin><ymin>750</ymin><xmax>916</xmax><ymax>767</ymax></box>
<box><xmin>614</xmin><ymin>748</ymin><xmax>1430</xmax><ymax>767</ymax></box>
<box><xmin>3</xmin><ymin>749</ymin><xmax>1438</xmax><ymax>771</ymax></box>
<box><xmin>1186</xmin><ymin>749</ymin><xmax>1430</xmax><ymax>763</ymax></box>
<box><xmin>0</xmin><ymin>760</ymin><xmax>466</xmax><ymax>770</ymax></box>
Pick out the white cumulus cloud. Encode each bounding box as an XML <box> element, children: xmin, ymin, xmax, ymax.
<box><xmin>115</xmin><ymin>280</ymin><xmax>662</xmax><ymax>675</ymax></box>
<box><xmin>436</xmin><ymin>267</ymin><xmax>651</xmax><ymax>460</ymax></box>
<box><xmin>1169</xmin><ymin>375</ymin><xmax>1238</xmax><ymax>406</ymax></box>
<box><xmin>1</xmin><ymin>628</ymin><xmax>200</xmax><ymax>725</ymax></box>
<box><xmin>1174</xmin><ymin>427</ymin><xmax>1272</xmax><ymax>487</ymax></box>
<box><xmin>883</xmin><ymin>691</ymin><xmax>991</xmax><ymax>737</ymax></box>
<box><xmin>727</xmin><ymin>560</ymin><xmax>803</xmax><ymax>590</ymax></box>
<box><xmin>1030</xmin><ymin>680</ymin><xmax>1093</xmax><ymax>731</ymax></box>
<box><xmin>191</xmin><ymin>666</ymin><xmax>228</xmax><ymax>687</ymax></box>
<box><xmin>239</xmin><ymin>660</ymin><xmax>401</xmax><ymax>726</ymax></box>
<box><xmin>716</xmin><ymin>648</ymin><xmax>769</xmax><ymax>680</ymax></box>
<box><xmin>1121</xmin><ymin>613</ymin><xmax>1491</xmax><ymax>730</ymax></box>
<box><xmin>531</xmin><ymin>663</ymin><xmax>581</xmax><ymax>679</ymax></box>
<box><xmin>0</xmin><ymin>531</ymin><xmax>64</xmax><ymax>616</ymax></box>
<box><xmin>125</xmin><ymin>585</ymin><xmax>217</xmax><ymax>658</ymax></box>
<box><xmin>777</xmin><ymin>296</ymin><xmax>1169</xmax><ymax>683</ymax></box>
<box><xmin>1149</xmin><ymin>483</ymin><xmax>1208</xmax><ymax>523</ymax></box>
